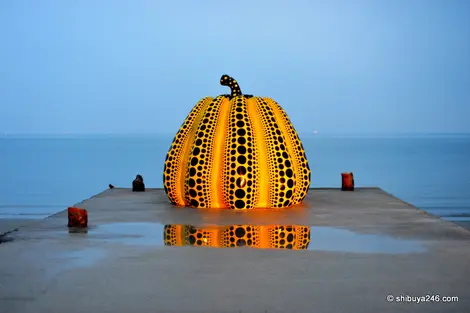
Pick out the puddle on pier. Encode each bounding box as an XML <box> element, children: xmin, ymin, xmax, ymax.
<box><xmin>85</xmin><ymin>222</ymin><xmax>167</xmax><ymax>246</ymax></box>
<box><xmin>306</xmin><ymin>227</ymin><xmax>426</xmax><ymax>254</ymax></box>
<box><xmin>78</xmin><ymin>222</ymin><xmax>426</xmax><ymax>254</ymax></box>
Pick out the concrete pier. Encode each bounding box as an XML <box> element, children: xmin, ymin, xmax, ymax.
<box><xmin>1</xmin><ymin>188</ymin><xmax>469</xmax><ymax>313</ymax></box>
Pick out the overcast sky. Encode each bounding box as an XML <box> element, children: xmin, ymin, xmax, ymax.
<box><xmin>1</xmin><ymin>0</ymin><xmax>469</xmax><ymax>134</ymax></box>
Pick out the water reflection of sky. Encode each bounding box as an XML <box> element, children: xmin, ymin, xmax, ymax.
<box><xmin>83</xmin><ymin>222</ymin><xmax>426</xmax><ymax>254</ymax></box>
<box><xmin>307</xmin><ymin>226</ymin><xmax>426</xmax><ymax>254</ymax></box>
<box><xmin>90</xmin><ymin>222</ymin><xmax>165</xmax><ymax>246</ymax></box>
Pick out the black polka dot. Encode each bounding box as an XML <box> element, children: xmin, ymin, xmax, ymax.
<box><xmin>287</xmin><ymin>234</ymin><xmax>294</xmax><ymax>242</ymax></box>
<box><xmin>188</xmin><ymin>235</ymin><xmax>196</xmax><ymax>244</ymax></box>
<box><xmin>237</xmin><ymin>155</ymin><xmax>247</xmax><ymax>164</ymax></box>
<box><xmin>235</xmin><ymin>200</ymin><xmax>245</xmax><ymax>209</ymax></box>
<box><xmin>235</xmin><ymin>227</ymin><xmax>246</xmax><ymax>238</ymax></box>
<box><xmin>235</xmin><ymin>189</ymin><xmax>246</xmax><ymax>199</ymax></box>
<box><xmin>237</xmin><ymin>146</ymin><xmax>246</xmax><ymax>154</ymax></box>
<box><xmin>236</xmin><ymin>178</ymin><xmax>245</xmax><ymax>187</ymax></box>
<box><xmin>237</xmin><ymin>166</ymin><xmax>247</xmax><ymax>175</ymax></box>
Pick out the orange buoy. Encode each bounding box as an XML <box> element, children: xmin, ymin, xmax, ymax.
<box><xmin>341</xmin><ymin>172</ymin><xmax>354</xmax><ymax>191</ymax></box>
<box><xmin>68</xmin><ymin>207</ymin><xmax>88</xmax><ymax>227</ymax></box>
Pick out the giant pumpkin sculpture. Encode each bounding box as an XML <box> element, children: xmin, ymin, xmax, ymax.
<box><xmin>164</xmin><ymin>224</ymin><xmax>311</xmax><ymax>250</ymax></box>
<box><xmin>163</xmin><ymin>75</ymin><xmax>310</xmax><ymax>209</ymax></box>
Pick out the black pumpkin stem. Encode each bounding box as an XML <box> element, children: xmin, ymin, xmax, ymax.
<box><xmin>220</xmin><ymin>74</ymin><xmax>242</xmax><ymax>97</ymax></box>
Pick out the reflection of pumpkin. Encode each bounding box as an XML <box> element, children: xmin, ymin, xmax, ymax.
<box><xmin>163</xmin><ymin>75</ymin><xmax>311</xmax><ymax>209</ymax></box>
<box><xmin>164</xmin><ymin>224</ymin><xmax>311</xmax><ymax>250</ymax></box>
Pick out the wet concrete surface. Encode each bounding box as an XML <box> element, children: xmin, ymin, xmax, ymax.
<box><xmin>1</xmin><ymin>188</ymin><xmax>470</xmax><ymax>313</ymax></box>
<box><xmin>0</xmin><ymin>219</ymin><xmax>41</xmax><ymax>238</ymax></box>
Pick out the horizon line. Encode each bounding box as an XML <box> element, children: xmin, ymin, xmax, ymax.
<box><xmin>2</xmin><ymin>131</ymin><xmax>470</xmax><ymax>137</ymax></box>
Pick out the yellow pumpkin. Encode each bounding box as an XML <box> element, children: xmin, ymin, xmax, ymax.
<box><xmin>163</xmin><ymin>75</ymin><xmax>311</xmax><ymax>209</ymax></box>
<box><xmin>164</xmin><ymin>224</ymin><xmax>311</xmax><ymax>250</ymax></box>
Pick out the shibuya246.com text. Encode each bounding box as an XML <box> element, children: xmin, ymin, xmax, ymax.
<box><xmin>387</xmin><ymin>294</ymin><xmax>459</xmax><ymax>304</ymax></box>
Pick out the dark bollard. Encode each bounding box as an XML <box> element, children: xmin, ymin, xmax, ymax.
<box><xmin>68</xmin><ymin>207</ymin><xmax>88</xmax><ymax>227</ymax></box>
<box><xmin>341</xmin><ymin>172</ymin><xmax>354</xmax><ymax>191</ymax></box>
<box><xmin>132</xmin><ymin>174</ymin><xmax>145</xmax><ymax>192</ymax></box>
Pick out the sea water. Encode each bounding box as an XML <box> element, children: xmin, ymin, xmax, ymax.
<box><xmin>1</xmin><ymin>133</ymin><xmax>469</xmax><ymax>227</ymax></box>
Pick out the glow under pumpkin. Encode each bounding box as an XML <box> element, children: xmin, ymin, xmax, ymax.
<box><xmin>163</xmin><ymin>75</ymin><xmax>311</xmax><ymax>210</ymax></box>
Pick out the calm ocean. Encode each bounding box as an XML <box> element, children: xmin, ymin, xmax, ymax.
<box><xmin>1</xmin><ymin>134</ymin><xmax>469</xmax><ymax>227</ymax></box>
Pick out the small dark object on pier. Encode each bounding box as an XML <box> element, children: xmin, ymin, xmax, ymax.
<box><xmin>132</xmin><ymin>174</ymin><xmax>145</xmax><ymax>192</ymax></box>
<box><xmin>109</xmin><ymin>184</ymin><xmax>115</xmax><ymax>189</ymax></box>
<box><xmin>68</xmin><ymin>207</ymin><xmax>88</xmax><ymax>227</ymax></box>
<box><xmin>341</xmin><ymin>172</ymin><xmax>354</xmax><ymax>191</ymax></box>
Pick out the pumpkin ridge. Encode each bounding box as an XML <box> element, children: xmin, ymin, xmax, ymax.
<box><xmin>163</xmin><ymin>96</ymin><xmax>213</xmax><ymax>205</ymax></box>
<box><xmin>211</xmin><ymin>96</ymin><xmax>231</xmax><ymax>208</ymax></box>
<box><xmin>254</xmin><ymin>98</ymin><xmax>280</xmax><ymax>208</ymax></box>
<box><xmin>184</xmin><ymin>96</ymin><xmax>225</xmax><ymax>208</ymax></box>
<box><xmin>267</xmin><ymin>98</ymin><xmax>302</xmax><ymax>204</ymax></box>
<box><xmin>179</xmin><ymin>98</ymin><xmax>214</xmax><ymax>206</ymax></box>
<box><xmin>256</xmin><ymin>98</ymin><xmax>296</xmax><ymax>208</ymax></box>
<box><xmin>223</xmin><ymin>96</ymin><xmax>256</xmax><ymax>209</ymax></box>
<box><xmin>247</xmin><ymin>97</ymin><xmax>269</xmax><ymax>208</ymax></box>
<box><xmin>294</xmin><ymin>225</ymin><xmax>311</xmax><ymax>249</ymax></box>
<box><xmin>164</xmin><ymin>225</ymin><xmax>186</xmax><ymax>246</ymax></box>
<box><xmin>268</xmin><ymin>98</ymin><xmax>311</xmax><ymax>203</ymax></box>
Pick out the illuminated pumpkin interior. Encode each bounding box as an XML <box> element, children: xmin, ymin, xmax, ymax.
<box><xmin>163</xmin><ymin>74</ymin><xmax>311</xmax><ymax>209</ymax></box>
<box><xmin>164</xmin><ymin>224</ymin><xmax>311</xmax><ymax>250</ymax></box>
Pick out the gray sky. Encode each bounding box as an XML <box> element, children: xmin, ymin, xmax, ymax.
<box><xmin>1</xmin><ymin>0</ymin><xmax>469</xmax><ymax>134</ymax></box>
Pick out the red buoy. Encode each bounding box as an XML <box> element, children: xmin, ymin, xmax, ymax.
<box><xmin>68</xmin><ymin>207</ymin><xmax>88</xmax><ymax>227</ymax></box>
<box><xmin>341</xmin><ymin>172</ymin><xmax>354</xmax><ymax>191</ymax></box>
